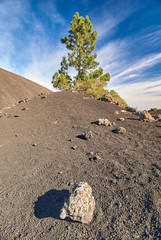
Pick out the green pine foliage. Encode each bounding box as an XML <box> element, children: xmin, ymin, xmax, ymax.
<box><xmin>52</xmin><ymin>56</ymin><xmax>72</xmax><ymax>90</ymax></box>
<box><xmin>61</xmin><ymin>12</ymin><xmax>99</xmax><ymax>80</ymax></box>
<box><xmin>52</xmin><ymin>12</ymin><xmax>127</xmax><ymax>108</ymax></box>
<box><xmin>75</xmin><ymin>67</ymin><xmax>110</xmax><ymax>98</ymax></box>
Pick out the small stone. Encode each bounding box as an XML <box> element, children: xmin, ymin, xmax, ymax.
<box><xmin>97</xmin><ymin>118</ymin><xmax>112</xmax><ymax>126</ymax></box>
<box><xmin>117</xmin><ymin>118</ymin><xmax>125</xmax><ymax>121</ymax></box>
<box><xmin>71</xmin><ymin>145</ymin><xmax>78</xmax><ymax>150</ymax></box>
<box><xmin>99</xmin><ymin>94</ymin><xmax>113</xmax><ymax>102</ymax></box>
<box><xmin>41</xmin><ymin>96</ymin><xmax>46</xmax><ymax>99</ymax></box>
<box><xmin>60</xmin><ymin>182</ymin><xmax>95</xmax><ymax>224</ymax></box>
<box><xmin>90</xmin><ymin>154</ymin><xmax>101</xmax><ymax>161</ymax></box>
<box><xmin>22</xmin><ymin>107</ymin><xmax>28</xmax><ymax>111</ymax></box>
<box><xmin>58</xmin><ymin>171</ymin><xmax>63</xmax><ymax>174</ymax></box>
<box><xmin>80</xmin><ymin>131</ymin><xmax>93</xmax><ymax>140</ymax></box>
<box><xmin>125</xmin><ymin>106</ymin><xmax>137</xmax><ymax>112</ymax></box>
<box><xmin>32</xmin><ymin>143</ymin><xmax>37</xmax><ymax>147</ymax></box>
<box><xmin>15</xmin><ymin>134</ymin><xmax>18</xmax><ymax>137</ymax></box>
<box><xmin>86</xmin><ymin>152</ymin><xmax>94</xmax><ymax>156</ymax></box>
<box><xmin>113</xmin><ymin>127</ymin><xmax>126</xmax><ymax>134</ymax></box>
<box><xmin>67</xmin><ymin>181</ymin><xmax>74</xmax><ymax>186</ymax></box>
<box><xmin>14</xmin><ymin>114</ymin><xmax>20</xmax><ymax>118</ymax></box>
<box><xmin>18</xmin><ymin>100</ymin><xmax>24</xmax><ymax>103</ymax></box>
<box><xmin>139</xmin><ymin>110</ymin><xmax>155</xmax><ymax>122</ymax></box>
<box><xmin>120</xmin><ymin>110</ymin><xmax>126</xmax><ymax>113</ymax></box>
<box><xmin>114</xmin><ymin>111</ymin><xmax>119</xmax><ymax>115</ymax></box>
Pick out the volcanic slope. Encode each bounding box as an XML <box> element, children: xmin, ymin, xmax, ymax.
<box><xmin>0</xmin><ymin>67</ymin><xmax>52</xmax><ymax>110</ymax></box>
<box><xmin>0</xmin><ymin>91</ymin><xmax>161</xmax><ymax>239</ymax></box>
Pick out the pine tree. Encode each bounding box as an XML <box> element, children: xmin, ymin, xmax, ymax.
<box><xmin>52</xmin><ymin>56</ymin><xmax>72</xmax><ymax>90</ymax></box>
<box><xmin>61</xmin><ymin>12</ymin><xmax>99</xmax><ymax>80</ymax></box>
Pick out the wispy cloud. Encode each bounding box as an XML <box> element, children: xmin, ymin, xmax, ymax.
<box><xmin>0</xmin><ymin>0</ymin><xmax>28</xmax><ymax>71</ymax></box>
<box><xmin>115</xmin><ymin>78</ymin><xmax>161</xmax><ymax>110</ymax></box>
<box><xmin>38</xmin><ymin>0</ymin><xmax>65</xmax><ymax>25</ymax></box>
<box><xmin>112</xmin><ymin>53</ymin><xmax>161</xmax><ymax>82</ymax></box>
<box><xmin>0</xmin><ymin>0</ymin><xmax>66</xmax><ymax>90</ymax></box>
<box><xmin>96</xmin><ymin>19</ymin><xmax>161</xmax><ymax>110</ymax></box>
<box><xmin>93</xmin><ymin>0</ymin><xmax>141</xmax><ymax>40</ymax></box>
<box><xmin>23</xmin><ymin>43</ymin><xmax>67</xmax><ymax>90</ymax></box>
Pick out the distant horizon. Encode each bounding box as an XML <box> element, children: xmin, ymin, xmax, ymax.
<box><xmin>0</xmin><ymin>0</ymin><xmax>161</xmax><ymax>110</ymax></box>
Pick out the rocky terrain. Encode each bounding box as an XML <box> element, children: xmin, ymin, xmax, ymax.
<box><xmin>0</xmin><ymin>68</ymin><xmax>52</xmax><ymax>110</ymax></box>
<box><xmin>0</xmin><ymin>89</ymin><xmax>161</xmax><ymax>239</ymax></box>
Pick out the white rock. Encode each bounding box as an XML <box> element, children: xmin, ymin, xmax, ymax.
<box><xmin>60</xmin><ymin>182</ymin><xmax>95</xmax><ymax>224</ymax></box>
<box><xmin>139</xmin><ymin>111</ymin><xmax>155</xmax><ymax>122</ymax></box>
<box><xmin>120</xmin><ymin>110</ymin><xmax>126</xmax><ymax>113</ymax></box>
<box><xmin>98</xmin><ymin>118</ymin><xmax>112</xmax><ymax>126</ymax></box>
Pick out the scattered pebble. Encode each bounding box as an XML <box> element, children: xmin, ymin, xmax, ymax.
<box><xmin>14</xmin><ymin>114</ymin><xmax>20</xmax><ymax>118</ymax></box>
<box><xmin>117</xmin><ymin>118</ymin><xmax>125</xmax><ymax>121</ymax></box>
<box><xmin>89</xmin><ymin>154</ymin><xmax>101</xmax><ymax>161</ymax></box>
<box><xmin>18</xmin><ymin>100</ymin><xmax>24</xmax><ymax>104</ymax></box>
<box><xmin>97</xmin><ymin>118</ymin><xmax>112</xmax><ymax>126</ymax></box>
<box><xmin>32</xmin><ymin>143</ymin><xmax>37</xmax><ymax>147</ymax></box>
<box><xmin>114</xmin><ymin>111</ymin><xmax>119</xmax><ymax>115</ymax></box>
<box><xmin>86</xmin><ymin>152</ymin><xmax>94</xmax><ymax>156</ymax></box>
<box><xmin>120</xmin><ymin>110</ymin><xmax>126</xmax><ymax>113</ymax></box>
<box><xmin>80</xmin><ymin>131</ymin><xmax>93</xmax><ymax>140</ymax></box>
<box><xmin>68</xmin><ymin>139</ymin><xmax>73</xmax><ymax>142</ymax></box>
<box><xmin>113</xmin><ymin>127</ymin><xmax>126</xmax><ymax>134</ymax></box>
<box><xmin>41</xmin><ymin>96</ymin><xmax>46</xmax><ymax>99</ymax></box>
<box><xmin>71</xmin><ymin>145</ymin><xmax>78</xmax><ymax>150</ymax></box>
<box><xmin>21</xmin><ymin>107</ymin><xmax>28</xmax><ymax>111</ymax></box>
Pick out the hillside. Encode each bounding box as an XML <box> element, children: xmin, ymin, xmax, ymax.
<box><xmin>0</xmin><ymin>91</ymin><xmax>161</xmax><ymax>239</ymax></box>
<box><xmin>0</xmin><ymin>68</ymin><xmax>52</xmax><ymax>110</ymax></box>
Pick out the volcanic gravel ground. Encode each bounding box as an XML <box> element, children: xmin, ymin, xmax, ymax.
<box><xmin>0</xmin><ymin>91</ymin><xmax>161</xmax><ymax>239</ymax></box>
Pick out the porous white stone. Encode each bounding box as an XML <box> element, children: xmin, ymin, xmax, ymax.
<box><xmin>98</xmin><ymin>118</ymin><xmax>112</xmax><ymax>126</ymax></box>
<box><xmin>60</xmin><ymin>182</ymin><xmax>95</xmax><ymax>224</ymax></box>
<box><xmin>139</xmin><ymin>111</ymin><xmax>155</xmax><ymax>122</ymax></box>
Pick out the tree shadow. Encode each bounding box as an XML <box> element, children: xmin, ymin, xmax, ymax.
<box><xmin>34</xmin><ymin>189</ymin><xmax>69</xmax><ymax>220</ymax></box>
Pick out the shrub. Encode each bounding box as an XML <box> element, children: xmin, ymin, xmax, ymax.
<box><xmin>150</xmin><ymin>108</ymin><xmax>158</xmax><ymax>112</ymax></box>
<box><xmin>74</xmin><ymin>78</ymin><xmax>109</xmax><ymax>99</ymax></box>
<box><xmin>110</xmin><ymin>90</ymin><xmax>127</xmax><ymax>108</ymax></box>
<box><xmin>52</xmin><ymin>72</ymin><xmax>72</xmax><ymax>91</ymax></box>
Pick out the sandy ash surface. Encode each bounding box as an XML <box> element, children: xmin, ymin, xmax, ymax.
<box><xmin>0</xmin><ymin>91</ymin><xmax>161</xmax><ymax>240</ymax></box>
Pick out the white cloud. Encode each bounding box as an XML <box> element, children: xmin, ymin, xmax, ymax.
<box><xmin>97</xmin><ymin>39</ymin><xmax>128</xmax><ymax>77</ymax></box>
<box><xmin>0</xmin><ymin>0</ymin><xmax>67</xmax><ymax>91</ymax></box>
<box><xmin>96</xmin><ymin>30</ymin><xmax>161</xmax><ymax>110</ymax></box>
<box><xmin>38</xmin><ymin>0</ymin><xmax>65</xmax><ymax>25</ymax></box>
<box><xmin>23</xmin><ymin>43</ymin><xmax>67</xmax><ymax>91</ymax></box>
<box><xmin>112</xmin><ymin>52</ymin><xmax>161</xmax><ymax>82</ymax></box>
<box><xmin>94</xmin><ymin>0</ymin><xmax>141</xmax><ymax>40</ymax></box>
<box><xmin>114</xmin><ymin>79</ymin><xmax>161</xmax><ymax>110</ymax></box>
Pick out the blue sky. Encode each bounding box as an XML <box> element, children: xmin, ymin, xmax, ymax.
<box><xmin>0</xmin><ymin>0</ymin><xmax>161</xmax><ymax>110</ymax></box>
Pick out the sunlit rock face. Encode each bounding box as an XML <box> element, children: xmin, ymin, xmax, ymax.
<box><xmin>60</xmin><ymin>182</ymin><xmax>95</xmax><ymax>224</ymax></box>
